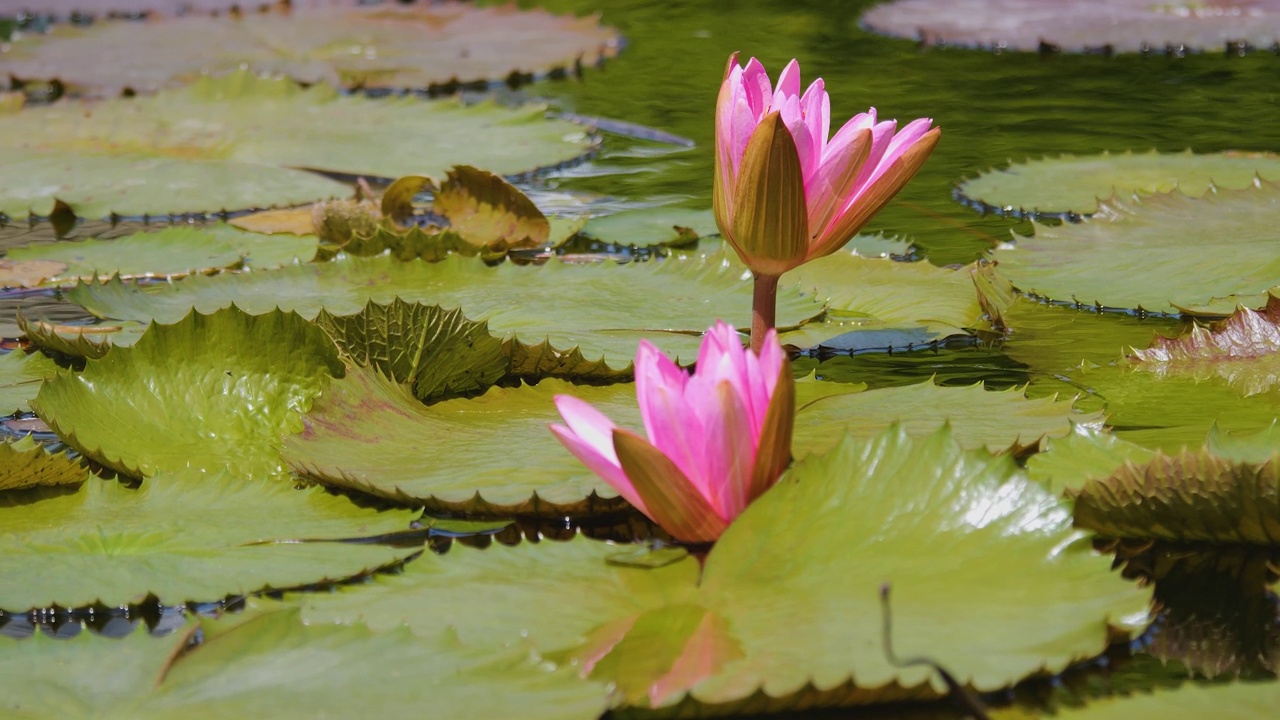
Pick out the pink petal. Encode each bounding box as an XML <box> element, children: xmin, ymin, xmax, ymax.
<box><xmin>634</xmin><ymin>341</ymin><xmax>706</xmax><ymax>494</ymax></box>
<box><xmin>740</xmin><ymin>57</ymin><xmax>772</xmax><ymax>118</ymax></box>
<box><xmin>800</xmin><ymin>77</ymin><xmax>829</xmax><ymax>167</ymax></box>
<box><xmin>553</xmin><ymin>394</ymin><xmax>619</xmax><ymax>459</ymax></box>
<box><xmin>772</xmin><ymin>58</ymin><xmax>801</xmax><ymax>105</ymax></box>
<box><xmin>549</xmin><ymin>413</ymin><xmax>648</xmax><ymax>514</ymax></box>
<box><xmin>776</xmin><ymin>94</ymin><xmax>816</xmax><ymax>187</ymax></box>
<box><xmin>697</xmin><ymin>379</ymin><xmax>757</xmax><ymax>519</ymax></box>
<box><xmin>866</xmin><ymin>117</ymin><xmax>935</xmax><ymax>185</ymax></box>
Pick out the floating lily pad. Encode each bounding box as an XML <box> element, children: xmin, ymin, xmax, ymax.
<box><xmin>16</xmin><ymin>316</ymin><xmax>117</xmax><ymax>361</ymax></box>
<box><xmin>1206</xmin><ymin>422</ymin><xmax>1280</xmax><ymax>464</ymax></box>
<box><xmin>0</xmin><ymin>435</ymin><xmax>85</xmax><ymax>492</ymax></box>
<box><xmin>147</xmin><ymin>607</ymin><xmax>609</xmax><ymax>720</ymax></box>
<box><xmin>793</xmin><ymin>381</ymin><xmax>1097</xmax><ymax>458</ymax></box>
<box><xmin>63</xmin><ymin>252</ymin><xmax>821</xmax><ymax>364</ymax></box>
<box><xmin>958</xmin><ymin>151</ymin><xmax>1280</xmax><ymax>218</ymax></box>
<box><xmin>0</xmin><ymin>603</ymin><xmax>608</xmax><ymax>719</ymax></box>
<box><xmin>6</xmin><ymin>224</ymin><xmax>317</xmax><ymax>284</ymax></box>
<box><xmin>1</xmin><ymin>3</ymin><xmax>619</xmax><ymax>96</ymax></box>
<box><xmin>313</xmin><ymin>300</ymin><xmax>629</xmax><ymax>402</ymax></box>
<box><xmin>579</xmin><ymin>207</ymin><xmax>718</xmax><ymax>248</ymax></box>
<box><xmin>1131</xmin><ymin>296</ymin><xmax>1280</xmax><ymax>396</ymax></box>
<box><xmin>33</xmin><ymin>307</ymin><xmax>344</xmax><ymax>479</ymax></box>
<box><xmin>1070</xmin><ymin>450</ymin><xmax>1280</xmax><ymax>545</ymax></box>
<box><xmin>0</xmin><ymin>471</ymin><xmax>417</xmax><ymax>610</ymax></box>
<box><xmin>1026</xmin><ymin>427</ymin><xmax>1158</xmax><ymax>495</ymax></box>
<box><xmin>0</xmin><ymin>349</ymin><xmax>56</xmax><ymax>414</ymax></box>
<box><xmin>0</xmin><ymin>259</ymin><xmax>66</xmax><ymax>288</ymax></box>
<box><xmin>283</xmin><ymin>367</ymin><xmax>635</xmax><ymax>515</ymax></box>
<box><xmin>297</xmin><ymin>426</ymin><xmax>1149</xmax><ymax>713</ymax></box>
<box><xmin>0</xmin><ymin>71</ymin><xmax>596</xmax><ymax>219</ymax></box>
<box><xmin>990</xmin><ymin>182</ymin><xmax>1280</xmax><ymax>315</ymax></box>
<box><xmin>861</xmin><ymin>0</ymin><xmax>1280</xmax><ymax>53</ymax></box>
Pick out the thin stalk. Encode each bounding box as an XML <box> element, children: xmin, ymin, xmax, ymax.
<box><xmin>750</xmin><ymin>271</ymin><xmax>780</xmax><ymax>353</ymax></box>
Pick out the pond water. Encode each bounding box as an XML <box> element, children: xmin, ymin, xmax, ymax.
<box><xmin>1</xmin><ymin>0</ymin><xmax>1278</xmax><ymax>717</ymax></box>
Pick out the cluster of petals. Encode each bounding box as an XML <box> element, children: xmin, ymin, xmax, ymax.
<box><xmin>714</xmin><ymin>54</ymin><xmax>941</xmax><ymax>276</ymax></box>
<box><xmin>549</xmin><ymin>322</ymin><xmax>794</xmax><ymax>544</ymax></box>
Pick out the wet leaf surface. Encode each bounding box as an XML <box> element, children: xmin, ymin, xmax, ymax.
<box><xmin>958</xmin><ymin>150</ymin><xmax>1280</xmax><ymax>217</ymax></box>
<box><xmin>0</xmin><ymin>72</ymin><xmax>596</xmax><ymax>219</ymax></box>
<box><xmin>33</xmin><ymin>307</ymin><xmax>344</xmax><ymax>479</ymax></box>
<box><xmin>991</xmin><ymin>182</ymin><xmax>1280</xmax><ymax>315</ymax></box>
<box><xmin>0</xmin><ymin>2</ymin><xmax>620</xmax><ymax>96</ymax></box>
<box><xmin>0</xmin><ymin>471</ymin><xmax>417</xmax><ymax>611</ymax></box>
<box><xmin>862</xmin><ymin>0</ymin><xmax>1280</xmax><ymax>54</ymax></box>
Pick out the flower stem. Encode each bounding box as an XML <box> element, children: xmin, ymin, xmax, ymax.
<box><xmin>750</xmin><ymin>271</ymin><xmax>780</xmax><ymax>353</ymax></box>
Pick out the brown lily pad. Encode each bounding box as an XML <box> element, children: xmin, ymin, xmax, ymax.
<box><xmin>0</xmin><ymin>260</ymin><xmax>67</xmax><ymax>289</ymax></box>
<box><xmin>433</xmin><ymin>165</ymin><xmax>551</xmax><ymax>253</ymax></box>
<box><xmin>0</xmin><ymin>2</ymin><xmax>621</xmax><ymax>96</ymax></box>
<box><xmin>1132</xmin><ymin>295</ymin><xmax>1280</xmax><ymax>396</ymax></box>
<box><xmin>861</xmin><ymin>0</ymin><xmax>1280</xmax><ymax>54</ymax></box>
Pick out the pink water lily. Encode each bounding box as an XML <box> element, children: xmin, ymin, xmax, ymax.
<box><xmin>549</xmin><ymin>322</ymin><xmax>794</xmax><ymax>544</ymax></box>
<box><xmin>714</xmin><ymin>54</ymin><xmax>940</xmax><ymax>349</ymax></box>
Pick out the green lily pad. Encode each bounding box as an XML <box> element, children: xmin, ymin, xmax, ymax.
<box><xmin>313</xmin><ymin>300</ymin><xmax>629</xmax><ymax>403</ymax></box>
<box><xmin>783</xmin><ymin>247</ymin><xmax>985</xmax><ymax>334</ymax></box>
<box><xmin>0</xmin><ymin>350</ymin><xmax>57</xmax><ymax>414</ymax></box>
<box><xmin>283</xmin><ymin>367</ymin><xmax>635</xmax><ymax>515</ymax></box>
<box><xmin>2</xmin><ymin>3</ymin><xmax>619</xmax><ymax>96</ymax></box>
<box><xmin>33</xmin><ymin>307</ymin><xmax>344</xmax><ymax>480</ymax></box>
<box><xmin>63</xmin><ymin>252</ymin><xmax>821</xmax><ymax>365</ymax></box>
<box><xmin>0</xmin><ymin>619</ymin><xmax>197</xmax><ymax>719</ymax></box>
<box><xmin>1026</xmin><ymin>427</ymin><xmax>1158</xmax><ymax>495</ymax></box>
<box><xmin>0</xmin><ymin>71</ymin><xmax>596</xmax><ymax>219</ymax></box>
<box><xmin>1206</xmin><ymin>422</ymin><xmax>1280</xmax><ymax>464</ymax></box>
<box><xmin>861</xmin><ymin>0</ymin><xmax>1280</xmax><ymax>54</ymax></box>
<box><xmin>991</xmin><ymin>182</ymin><xmax>1280</xmax><ymax>315</ymax></box>
<box><xmin>580</xmin><ymin>207</ymin><xmax>719</xmax><ymax>248</ymax></box>
<box><xmin>6</xmin><ymin>224</ymin><xmax>318</xmax><ymax>284</ymax></box>
<box><xmin>1132</xmin><ymin>296</ymin><xmax>1280</xmax><ymax>396</ymax></box>
<box><xmin>958</xmin><ymin>150</ymin><xmax>1280</xmax><ymax>218</ymax></box>
<box><xmin>0</xmin><ymin>471</ymin><xmax>417</xmax><ymax>610</ymax></box>
<box><xmin>793</xmin><ymin>380</ymin><xmax>1098</xmax><ymax>459</ymax></box>
<box><xmin>998</xmin><ymin>681</ymin><xmax>1280</xmax><ymax>720</ymax></box>
<box><xmin>0</xmin><ymin>435</ymin><xmax>85</xmax><ymax>492</ymax></box>
<box><xmin>1070</xmin><ymin>450</ymin><xmax>1280</xmax><ymax>545</ymax></box>
<box><xmin>0</xmin><ymin>605</ymin><xmax>609</xmax><ymax>720</ymax></box>
<box><xmin>297</xmin><ymin>426</ymin><xmax>1149</xmax><ymax>713</ymax></box>
<box><xmin>146</xmin><ymin>606</ymin><xmax>609</xmax><ymax>720</ymax></box>
<box><xmin>16</xmin><ymin>316</ymin><xmax>117</xmax><ymax>361</ymax></box>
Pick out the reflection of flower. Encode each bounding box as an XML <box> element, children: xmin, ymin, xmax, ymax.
<box><xmin>714</xmin><ymin>54</ymin><xmax>940</xmax><ymax>349</ymax></box>
<box><xmin>550</xmin><ymin>322</ymin><xmax>794</xmax><ymax>544</ymax></box>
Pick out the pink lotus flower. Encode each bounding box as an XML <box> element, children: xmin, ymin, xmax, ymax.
<box><xmin>714</xmin><ymin>54</ymin><xmax>941</xmax><ymax>278</ymax></box>
<box><xmin>549</xmin><ymin>322</ymin><xmax>794</xmax><ymax>544</ymax></box>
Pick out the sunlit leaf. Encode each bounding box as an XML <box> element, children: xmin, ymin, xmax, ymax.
<box><xmin>2</xmin><ymin>3</ymin><xmax>619</xmax><ymax>96</ymax></box>
<box><xmin>6</xmin><ymin>225</ymin><xmax>317</xmax><ymax>284</ymax></box>
<box><xmin>0</xmin><ymin>620</ymin><xmax>196</xmax><ymax>719</ymax></box>
<box><xmin>793</xmin><ymin>380</ymin><xmax>1097</xmax><ymax>458</ymax></box>
<box><xmin>1071</xmin><ymin>450</ymin><xmax>1280</xmax><ymax>545</ymax></box>
<box><xmin>33</xmin><ymin>307</ymin><xmax>344</xmax><ymax>479</ymax></box>
<box><xmin>991</xmin><ymin>182</ymin><xmax>1280</xmax><ymax>315</ymax></box>
<box><xmin>434</xmin><ymin>165</ymin><xmax>551</xmax><ymax>252</ymax></box>
<box><xmin>862</xmin><ymin>0</ymin><xmax>1280</xmax><ymax>53</ymax></box>
<box><xmin>0</xmin><ymin>349</ymin><xmax>57</xmax><ymax>414</ymax></box>
<box><xmin>580</xmin><ymin>207</ymin><xmax>718</xmax><ymax>248</ymax></box>
<box><xmin>0</xmin><ymin>71</ymin><xmax>597</xmax><ymax>219</ymax></box>
<box><xmin>283</xmin><ymin>368</ymin><xmax>635</xmax><ymax>515</ymax></box>
<box><xmin>312</xmin><ymin>300</ymin><xmax>629</xmax><ymax>402</ymax></box>
<box><xmin>1025</xmin><ymin>427</ymin><xmax>1158</xmax><ymax>495</ymax></box>
<box><xmin>1206</xmin><ymin>422</ymin><xmax>1280</xmax><ymax>464</ymax></box>
<box><xmin>0</xmin><ymin>435</ymin><xmax>85</xmax><ymax>492</ymax></box>
<box><xmin>958</xmin><ymin>150</ymin><xmax>1280</xmax><ymax>217</ymax></box>
<box><xmin>144</xmin><ymin>606</ymin><xmax>609</xmax><ymax>720</ymax></box>
<box><xmin>0</xmin><ymin>471</ymin><xmax>417</xmax><ymax>610</ymax></box>
<box><xmin>64</xmin><ymin>252</ymin><xmax>822</xmax><ymax>364</ymax></box>
<box><xmin>297</xmin><ymin>426</ymin><xmax>1149</xmax><ymax>713</ymax></box>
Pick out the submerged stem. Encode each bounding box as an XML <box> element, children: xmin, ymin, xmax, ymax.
<box><xmin>750</xmin><ymin>271</ymin><xmax>780</xmax><ymax>353</ymax></box>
